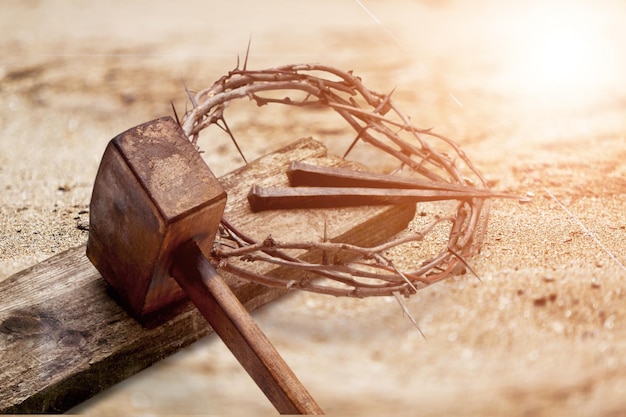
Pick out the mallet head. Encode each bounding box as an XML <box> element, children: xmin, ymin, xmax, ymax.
<box><xmin>86</xmin><ymin>116</ymin><xmax>227</xmax><ymax>322</ymax></box>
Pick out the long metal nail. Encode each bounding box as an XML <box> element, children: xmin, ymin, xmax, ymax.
<box><xmin>287</xmin><ymin>161</ymin><xmax>492</xmax><ymax>194</ymax></box>
<box><xmin>248</xmin><ymin>185</ymin><xmax>519</xmax><ymax>212</ymax></box>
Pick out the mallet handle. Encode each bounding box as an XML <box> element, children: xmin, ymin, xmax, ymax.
<box><xmin>172</xmin><ymin>241</ymin><xmax>323</xmax><ymax>415</ymax></box>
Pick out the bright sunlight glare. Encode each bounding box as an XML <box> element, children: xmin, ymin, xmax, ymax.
<box><xmin>508</xmin><ymin>2</ymin><xmax>616</xmax><ymax>106</ymax></box>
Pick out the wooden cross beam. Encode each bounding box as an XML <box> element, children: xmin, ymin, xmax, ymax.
<box><xmin>0</xmin><ymin>138</ymin><xmax>415</xmax><ymax>413</ymax></box>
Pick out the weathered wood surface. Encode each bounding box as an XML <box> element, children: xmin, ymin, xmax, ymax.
<box><xmin>171</xmin><ymin>242</ymin><xmax>323</xmax><ymax>415</ymax></box>
<box><xmin>0</xmin><ymin>138</ymin><xmax>415</xmax><ymax>413</ymax></box>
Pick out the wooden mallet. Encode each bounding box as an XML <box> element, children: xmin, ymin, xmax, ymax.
<box><xmin>86</xmin><ymin>116</ymin><xmax>322</xmax><ymax>414</ymax></box>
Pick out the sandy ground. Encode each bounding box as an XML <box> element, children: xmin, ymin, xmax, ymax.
<box><xmin>2</xmin><ymin>0</ymin><xmax>626</xmax><ymax>415</ymax></box>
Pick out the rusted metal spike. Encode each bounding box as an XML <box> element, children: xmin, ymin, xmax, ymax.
<box><xmin>247</xmin><ymin>185</ymin><xmax>519</xmax><ymax>212</ymax></box>
<box><xmin>287</xmin><ymin>161</ymin><xmax>496</xmax><ymax>194</ymax></box>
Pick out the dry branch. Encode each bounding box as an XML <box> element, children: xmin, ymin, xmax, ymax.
<box><xmin>180</xmin><ymin>63</ymin><xmax>495</xmax><ymax>298</ymax></box>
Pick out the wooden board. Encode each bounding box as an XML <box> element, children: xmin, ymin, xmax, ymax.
<box><xmin>0</xmin><ymin>138</ymin><xmax>415</xmax><ymax>413</ymax></box>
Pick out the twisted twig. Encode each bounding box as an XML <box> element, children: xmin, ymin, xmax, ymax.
<box><xmin>181</xmin><ymin>63</ymin><xmax>492</xmax><ymax>298</ymax></box>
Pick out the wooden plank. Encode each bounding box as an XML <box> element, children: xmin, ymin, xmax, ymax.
<box><xmin>0</xmin><ymin>138</ymin><xmax>416</xmax><ymax>413</ymax></box>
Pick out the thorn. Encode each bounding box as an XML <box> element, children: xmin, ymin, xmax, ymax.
<box><xmin>243</xmin><ymin>35</ymin><xmax>252</xmax><ymax>71</ymax></box>
<box><xmin>393</xmin><ymin>291</ymin><xmax>425</xmax><ymax>339</ymax></box>
<box><xmin>220</xmin><ymin>117</ymin><xmax>248</xmax><ymax>164</ymax></box>
<box><xmin>375</xmin><ymin>87</ymin><xmax>395</xmax><ymax>115</ymax></box>
<box><xmin>170</xmin><ymin>101</ymin><xmax>181</xmax><ymax>127</ymax></box>
<box><xmin>183</xmin><ymin>80</ymin><xmax>198</xmax><ymax>108</ymax></box>
<box><xmin>392</xmin><ymin>261</ymin><xmax>418</xmax><ymax>294</ymax></box>
<box><xmin>343</xmin><ymin>125</ymin><xmax>368</xmax><ymax>159</ymax></box>
<box><xmin>448</xmin><ymin>246</ymin><xmax>482</xmax><ymax>282</ymax></box>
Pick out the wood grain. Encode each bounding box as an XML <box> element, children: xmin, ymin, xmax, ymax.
<box><xmin>172</xmin><ymin>242</ymin><xmax>323</xmax><ymax>414</ymax></box>
<box><xmin>0</xmin><ymin>138</ymin><xmax>415</xmax><ymax>413</ymax></box>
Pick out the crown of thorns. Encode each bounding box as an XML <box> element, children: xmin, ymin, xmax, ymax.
<box><xmin>180</xmin><ymin>62</ymin><xmax>495</xmax><ymax>299</ymax></box>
